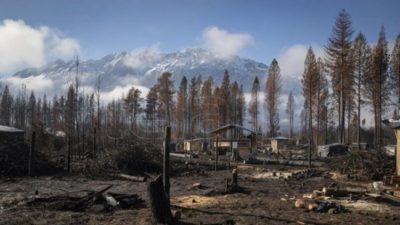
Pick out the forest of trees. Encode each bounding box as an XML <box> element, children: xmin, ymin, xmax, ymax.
<box><xmin>0</xmin><ymin>9</ymin><xmax>400</xmax><ymax>158</ymax></box>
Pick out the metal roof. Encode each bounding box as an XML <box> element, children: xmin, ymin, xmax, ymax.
<box><xmin>184</xmin><ymin>138</ymin><xmax>208</xmax><ymax>142</ymax></box>
<box><xmin>209</xmin><ymin>124</ymin><xmax>256</xmax><ymax>134</ymax></box>
<box><xmin>271</xmin><ymin>136</ymin><xmax>289</xmax><ymax>140</ymax></box>
<box><xmin>0</xmin><ymin>125</ymin><xmax>24</xmax><ymax>133</ymax></box>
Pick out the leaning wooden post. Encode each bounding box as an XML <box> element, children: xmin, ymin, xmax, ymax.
<box><xmin>163</xmin><ymin>126</ymin><xmax>171</xmax><ymax>202</ymax></box>
<box><xmin>215</xmin><ymin>135</ymin><xmax>219</xmax><ymax>171</ymax></box>
<box><xmin>28</xmin><ymin>131</ymin><xmax>36</xmax><ymax>177</ymax></box>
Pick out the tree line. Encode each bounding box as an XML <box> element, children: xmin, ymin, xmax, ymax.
<box><xmin>300</xmin><ymin>9</ymin><xmax>400</xmax><ymax>160</ymax></box>
<box><xmin>0</xmin><ymin>9</ymin><xmax>399</xmax><ymax>158</ymax></box>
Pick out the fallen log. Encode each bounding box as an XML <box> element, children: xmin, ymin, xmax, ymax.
<box><xmin>254</xmin><ymin>156</ymin><xmax>325</xmax><ymax>167</ymax></box>
<box><xmin>365</xmin><ymin>193</ymin><xmax>400</xmax><ymax>206</ymax></box>
<box><xmin>173</xmin><ymin>205</ymin><xmax>329</xmax><ymax>225</ymax></box>
<box><xmin>72</xmin><ymin>184</ymin><xmax>113</xmax><ymax>211</ymax></box>
<box><xmin>117</xmin><ymin>173</ymin><xmax>147</xmax><ymax>182</ymax></box>
<box><xmin>322</xmin><ymin>187</ymin><xmax>366</xmax><ymax>197</ymax></box>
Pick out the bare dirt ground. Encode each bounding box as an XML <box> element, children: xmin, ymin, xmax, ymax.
<box><xmin>0</xmin><ymin>161</ymin><xmax>399</xmax><ymax>225</ymax></box>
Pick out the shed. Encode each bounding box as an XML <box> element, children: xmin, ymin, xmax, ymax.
<box><xmin>0</xmin><ymin>125</ymin><xmax>24</xmax><ymax>143</ymax></box>
<box><xmin>270</xmin><ymin>136</ymin><xmax>289</xmax><ymax>153</ymax></box>
<box><xmin>184</xmin><ymin>138</ymin><xmax>208</xmax><ymax>152</ymax></box>
<box><xmin>209</xmin><ymin>124</ymin><xmax>256</xmax><ymax>160</ymax></box>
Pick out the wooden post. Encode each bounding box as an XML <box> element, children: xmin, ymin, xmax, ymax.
<box><xmin>163</xmin><ymin>126</ymin><xmax>171</xmax><ymax>202</ymax></box>
<box><xmin>277</xmin><ymin>141</ymin><xmax>280</xmax><ymax>165</ymax></box>
<box><xmin>232</xmin><ymin>168</ymin><xmax>238</xmax><ymax>187</ymax></box>
<box><xmin>28</xmin><ymin>131</ymin><xmax>36</xmax><ymax>177</ymax></box>
<box><xmin>215</xmin><ymin>135</ymin><xmax>219</xmax><ymax>171</ymax></box>
<box><xmin>67</xmin><ymin>135</ymin><xmax>71</xmax><ymax>173</ymax></box>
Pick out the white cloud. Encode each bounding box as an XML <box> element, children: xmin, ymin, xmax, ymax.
<box><xmin>101</xmin><ymin>84</ymin><xmax>149</xmax><ymax>103</ymax></box>
<box><xmin>202</xmin><ymin>26</ymin><xmax>254</xmax><ymax>59</ymax></box>
<box><xmin>123</xmin><ymin>45</ymin><xmax>162</xmax><ymax>69</ymax></box>
<box><xmin>277</xmin><ymin>44</ymin><xmax>323</xmax><ymax>80</ymax></box>
<box><xmin>6</xmin><ymin>75</ymin><xmax>53</xmax><ymax>92</ymax></box>
<box><xmin>0</xmin><ymin>19</ymin><xmax>80</xmax><ymax>75</ymax></box>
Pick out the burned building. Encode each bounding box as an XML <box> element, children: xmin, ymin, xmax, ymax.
<box><xmin>209</xmin><ymin>124</ymin><xmax>257</xmax><ymax>160</ymax></box>
<box><xmin>0</xmin><ymin>125</ymin><xmax>25</xmax><ymax>143</ymax></box>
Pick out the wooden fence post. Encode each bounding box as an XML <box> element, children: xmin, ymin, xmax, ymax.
<box><xmin>28</xmin><ymin>131</ymin><xmax>36</xmax><ymax>177</ymax></box>
<box><xmin>163</xmin><ymin>126</ymin><xmax>171</xmax><ymax>202</ymax></box>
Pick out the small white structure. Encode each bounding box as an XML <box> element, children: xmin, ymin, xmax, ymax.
<box><xmin>270</xmin><ymin>136</ymin><xmax>289</xmax><ymax>153</ymax></box>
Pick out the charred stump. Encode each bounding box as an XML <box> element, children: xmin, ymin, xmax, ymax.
<box><xmin>148</xmin><ymin>175</ymin><xmax>173</xmax><ymax>224</ymax></box>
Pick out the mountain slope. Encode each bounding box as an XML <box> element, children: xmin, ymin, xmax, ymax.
<box><xmin>12</xmin><ymin>48</ymin><xmax>271</xmax><ymax>94</ymax></box>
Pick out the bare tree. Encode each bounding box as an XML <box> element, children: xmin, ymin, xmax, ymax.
<box><xmin>390</xmin><ymin>34</ymin><xmax>400</xmax><ymax>113</ymax></box>
<box><xmin>302</xmin><ymin>47</ymin><xmax>318</xmax><ymax>168</ymax></box>
<box><xmin>325</xmin><ymin>9</ymin><xmax>354</xmax><ymax>144</ymax></box>
<box><xmin>353</xmin><ymin>32</ymin><xmax>371</xmax><ymax>148</ymax></box>
<box><xmin>249</xmin><ymin>76</ymin><xmax>260</xmax><ymax>132</ymax></box>
<box><xmin>365</xmin><ymin>26</ymin><xmax>390</xmax><ymax>151</ymax></box>
<box><xmin>265</xmin><ymin>59</ymin><xmax>282</xmax><ymax>137</ymax></box>
<box><xmin>286</xmin><ymin>91</ymin><xmax>295</xmax><ymax>139</ymax></box>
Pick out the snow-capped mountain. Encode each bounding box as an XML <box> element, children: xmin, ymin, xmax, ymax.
<box><xmin>5</xmin><ymin>47</ymin><xmax>304</xmax><ymax>130</ymax></box>
<box><xmin>11</xmin><ymin>48</ymin><xmax>272</xmax><ymax>94</ymax></box>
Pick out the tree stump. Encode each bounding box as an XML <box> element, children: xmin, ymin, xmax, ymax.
<box><xmin>147</xmin><ymin>175</ymin><xmax>173</xmax><ymax>224</ymax></box>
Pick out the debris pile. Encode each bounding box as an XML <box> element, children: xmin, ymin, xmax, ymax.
<box><xmin>328</xmin><ymin>151</ymin><xmax>395</xmax><ymax>180</ymax></box>
<box><xmin>27</xmin><ymin>185</ymin><xmax>144</xmax><ymax>213</ymax></box>
<box><xmin>113</xmin><ymin>140</ymin><xmax>163</xmax><ymax>174</ymax></box>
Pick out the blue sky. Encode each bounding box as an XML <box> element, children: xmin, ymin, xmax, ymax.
<box><xmin>0</xmin><ymin>0</ymin><xmax>399</xmax><ymax>73</ymax></box>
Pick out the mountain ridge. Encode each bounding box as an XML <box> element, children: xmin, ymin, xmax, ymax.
<box><xmin>13</xmin><ymin>48</ymin><xmax>269</xmax><ymax>92</ymax></box>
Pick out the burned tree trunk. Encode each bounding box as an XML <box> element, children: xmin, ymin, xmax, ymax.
<box><xmin>148</xmin><ymin>175</ymin><xmax>173</xmax><ymax>224</ymax></box>
<box><xmin>163</xmin><ymin>126</ymin><xmax>171</xmax><ymax>201</ymax></box>
<box><xmin>28</xmin><ymin>131</ymin><xmax>36</xmax><ymax>177</ymax></box>
<box><xmin>226</xmin><ymin>169</ymin><xmax>240</xmax><ymax>193</ymax></box>
<box><xmin>67</xmin><ymin>135</ymin><xmax>71</xmax><ymax>173</ymax></box>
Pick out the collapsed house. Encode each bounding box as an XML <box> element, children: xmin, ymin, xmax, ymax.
<box><xmin>209</xmin><ymin>124</ymin><xmax>257</xmax><ymax>159</ymax></box>
<box><xmin>0</xmin><ymin>125</ymin><xmax>24</xmax><ymax>143</ymax></box>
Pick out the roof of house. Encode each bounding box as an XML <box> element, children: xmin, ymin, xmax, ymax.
<box><xmin>271</xmin><ymin>136</ymin><xmax>289</xmax><ymax>140</ymax></box>
<box><xmin>184</xmin><ymin>138</ymin><xmax>208</xmax><ymax>142</ymax></box>
<box><xmin>0</xmin><ymin>125</ymin><xmax>24</xmax><ymax>133</ymax></box>
<box><xmin>209</xmin><ymin>124</ymin><xmax>256</xmax><ymax>134</ymax></box>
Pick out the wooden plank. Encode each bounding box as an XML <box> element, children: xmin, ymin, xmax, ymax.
<box><xmin>117</xmin><ymin>173</ymin><xmax>147</xmax><ymax>182</ymax></box>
